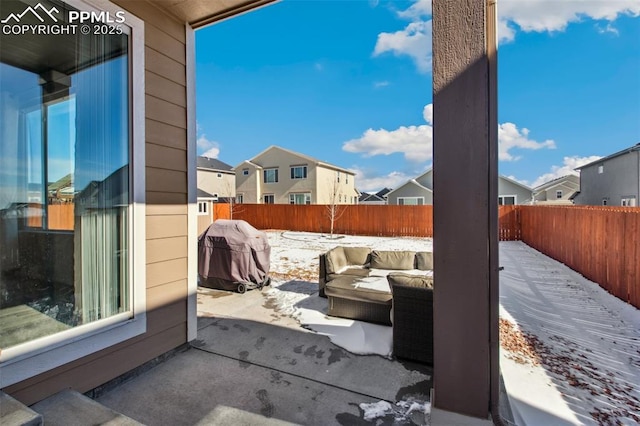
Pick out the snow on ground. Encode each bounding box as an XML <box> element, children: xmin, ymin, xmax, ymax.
<box><xmin>500</xmin><ymin>241</ymin><xmax>640</xmax><ymax>426</ymax></box>
<box><xmin>263</xmin><ymin>231</ymin><xmax>640</xmax><ymax>426</ymax></box>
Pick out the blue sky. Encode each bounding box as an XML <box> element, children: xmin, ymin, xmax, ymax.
<box><xmin>195</xmin><ymin>0</ymin><xmax>640</xmax><ymax>191</ymax></box>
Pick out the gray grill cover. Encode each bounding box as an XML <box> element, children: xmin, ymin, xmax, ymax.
<box><xmin>198</xmin><ymin>219</ymin><xmax>271</xmax><ymax>284</ymax></box>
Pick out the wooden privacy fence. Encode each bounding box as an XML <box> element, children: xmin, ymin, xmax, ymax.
<box><xmin>520</xmin><ymin>205</ymin><xmax>640</xmax><ymax>308</ymax></box>
<box><xmin>229</xmin><ymin>203</ymin><xmax>520</xmax><ymax>240</ymax></box>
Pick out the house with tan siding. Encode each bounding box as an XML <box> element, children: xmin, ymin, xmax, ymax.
<box><xmin>197</xmin><ymin>156</ymin><xmax>236</xmax><ymax>202</ymax></box>
<box><xmin>235</xmin><ymin>145</ymin><xmax>358</xmax><ymax>205</ymax></box>
<box><xmin>0</xmin><ymin>0</ymin><xmax>275</xmax><ymax>407</ymax></box>
<box><xmin>533</xmin><ymin>174</ymin><xmax>580</xmax><ymax>205</ymax></box>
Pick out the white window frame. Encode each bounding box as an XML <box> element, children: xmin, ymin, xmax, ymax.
<box><xmin>263</xmin><ymin>194</ymin><xmax>274</xmax><ymax>204</ymax></box>
<box><xmin>263</xmin><ymin>168</ymin><xmax>278</xmax><ymax>183</ymax></box>
<box><xmin>602</xmin><ymin>199</ymin><xmax>608</xmax><ymax>206</ymax></box>
<box><xmin>236</xmin><ymin>193</ymin><xmax>244</xmax><ymax>204</ymax></box>
<box><xmin>242</xmin><ymin>168</ymin><xmax>249</xmax><ymax>176</ymax></box>
<box><xmin>598</xmin><ymin>165</ymin><xmax>604</xmax><ymax>174</ymax></box>
<box><xmin>289</xmin><ymin>193</ymin><xmax>311</xmax><ymax>205</ymax></box>
<box><xmin>621</xmin><ymin>197</ymin><xmax>636</xmax><ymax>207</ymax></box>
<box><xmin>397</xmin><ymin>197</ymin><xmax>425</xmax><ymax>206</ymax></box>
<box><xmin>556</xmin><ymin>190</ymin><xmax>563</xmax><ymax>199</ymax></box>
<box><xmin>0</xmin><ymin>0</ymin><xmax>146</xmax><ymax>387</ymax></box>
<box><xmin>217</xmin><ymin>173</ymin><xmax>222</xmax><ymax>178</ymax></box>
<box><xmin>197</xmin><ymin>201</ymin><xmax>209</xmax><ymax>215</ymax></box>
<box><xmin>290</xmin><ymin>165</ymin><xmax>307</xmax><ymax>180</ymax></box>
<box><xmin>498</xmin><ymin>195</ymin><xmax>517</xmax><ymax>206</ymax></box>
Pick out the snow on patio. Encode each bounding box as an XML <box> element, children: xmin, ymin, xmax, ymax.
<box><xmin>260</xmin><ymin>231</ymin><xmax>640</xmax><ymax>425</ymax></box>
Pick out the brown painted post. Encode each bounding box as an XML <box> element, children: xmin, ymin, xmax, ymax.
<box><xmin>432</xmin><ymin>0</ymin><xmax>499</xmax><ymax>420</ymax></box>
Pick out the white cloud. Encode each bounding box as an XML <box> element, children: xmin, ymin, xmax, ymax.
<box><xmin>343</xmin><ymin>124</ymin><xmax>433</xmax><ymax>163</ymax></box>
<box><xmin>344</xmin><ymin>104</ymin><xmax>555</xmax><ymax>164</ymax></box>
<box><xmin>530</xmin><ymin>155</ymin><xmax>602</xmax><ymax>188</ymax></box>
<box><xmin>422</xmin><ymin>104</ymin><xmax>432</xmax><ymax>124</ymax></box>
<box><xmin>498</xmin><ymin>123</ymin><xmax>556</xmax><ymax>162</ymax></box>
<box><xmin>498</xmin><ymin>1</ymin><xmax>640</xmax><ymax>42</ymax></box>
<box><xmin>350</xmin><ymin>167</ymin><xmax>413</xmax><ymax>193</ymax></box>
<box><xmin>197</xmin><ymin>134</ymin><xmax>220</xmax><ymax>158</ymax></box>
<box><xmin>374</xmin><ymin>81</ymin><xmax>390</xmax><ymax>88</ymax></box>
<box><xmin>397</xmin><ymin>0</ymin><xmax>431</xmax><ymax>19</ymax></box>
<box><xmin>373</xmin><ymin>20</ymin><xmax>432</xmax><ymax>74</ymax></box>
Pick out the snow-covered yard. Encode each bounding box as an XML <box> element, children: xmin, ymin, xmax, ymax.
<box><xmin>204</xmin><ymin>230</ymin><xmax>640</xmax><ymax>425</ymax></box>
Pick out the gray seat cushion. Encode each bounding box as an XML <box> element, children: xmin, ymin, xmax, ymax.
<box><xmin>325</xmin><ymin>276</ymin><xmax>392</xmax><ymax>304</ymax></box>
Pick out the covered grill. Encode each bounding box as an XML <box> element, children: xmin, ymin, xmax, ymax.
<box><xmin>197</xmin><ymin>219</ymin><xmax>271</xmax><ymax>293</ymax></box>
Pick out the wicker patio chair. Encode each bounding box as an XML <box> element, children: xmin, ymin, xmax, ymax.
<box><xmin>388</xmin><ymin>273</ymin><xmax>434</xmax><ymax>364</ymax></box>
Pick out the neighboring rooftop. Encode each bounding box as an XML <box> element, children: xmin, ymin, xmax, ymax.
<box><xmin>575</xmin><ymin>142</ymin><xmax>640</xmax><ymax>170</ymax></box>
<box><xmin>197</xmin><ymin>156</ymin><xmax>234</xmax><ymax>172</ymax></box>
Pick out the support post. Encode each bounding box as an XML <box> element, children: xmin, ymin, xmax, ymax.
<box><xmin>432</xmin><ymin>0</ymin><xmax>498</xmax><ymax>420</ymax></box>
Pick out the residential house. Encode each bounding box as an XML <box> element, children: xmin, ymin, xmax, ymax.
<box><xmin>358</xmin><ymin>187</ymin><xmax>392</xmax><ymax>204</ymax></box>
<box><xmin>533</xmin><ymin>174</ymin><xmax>579</xmax><ymax>205</ymax></box>
<box><xmin>197</xmin><ymin>156</ymin><xmax>235</xmax><ymax>202</ymax></box>
<box><xmin>235</xmin><ymin>145</ymin><xmax>358</xmax><ymax>205</ymax></box>
<box><xmin>387</xmin><ymin>169</ymin><xmax>533</xmax><ymax>205</ymax></box>
<box><xmin>0</xmin><ymin>0</ymin><xmax>277</xmax><ymax>407</ymax></box>
<box><xmin>574</xmin><ymin>143</ymin><xmax>640</xmax><ymax>206</ymax></box>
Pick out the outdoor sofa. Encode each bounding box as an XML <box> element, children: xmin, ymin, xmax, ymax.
<box><xmin>318</xmin><ymin>247</ymin><xmax>433</xmax><ymax>324</ymax></box>
<box><xmin>318</xmin><ymin>246</ymin><xmax>435</xmax><ymax>363</ymax></box>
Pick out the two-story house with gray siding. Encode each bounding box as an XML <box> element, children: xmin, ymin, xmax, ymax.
<box><xmin>574</xmin><ymin>143</ymin><xmax>640</xmax><ymax>206</ymax></box>
<box><xmin>387</xmin><ymin>169</ymin><xmax>533</xmax><ymax>205</ymax></box>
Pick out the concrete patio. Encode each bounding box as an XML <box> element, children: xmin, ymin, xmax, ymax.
<box><xmin>93</xmin><ymin>288</ymin><xmax>434</xmax><ymax>426</ymax></box>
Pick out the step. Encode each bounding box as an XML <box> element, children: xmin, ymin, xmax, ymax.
<box><xmin>31</xmin><ymin>389</ymin><xmax>142</xmax><ymax>426</ymax></box>
<box><xmin>0</xmin><ymin>391</ymin><xmax>42</xmax><ymax>426</ymax></box>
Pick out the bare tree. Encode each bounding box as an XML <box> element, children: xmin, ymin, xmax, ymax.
<box><xmin>223</xmin><ymin>179</ymin><xmax>243</xmax><ymax>220</ymax></box>
<box><xmin>325</xmin><ymin>176</ymin><xmax>346</xmax><ymax>238</ymax></box>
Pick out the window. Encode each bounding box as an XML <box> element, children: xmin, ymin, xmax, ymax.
<box><xmin>289</xmin><ymin>193</ymin><xmax>311</xmax><ymax>205</ymax></box>
<box><xmin>217</xmin><ymin>173</ymin><xmax>222</xmax><ymax>178</ymax></box>
<box><xmin>498</xmin><ymin>196</ymin><xmax>516</xmax><ymax>205</ymax></box>
<box><xmin>242</xmin><ymin>169</ymin><xmax>249</xmax><ymax>176</ymax></box>
<box><xmin>264</xmin><ymin>168</ymin><xmax>278</xmax><ymax>183</ymax></box>
<box><xmin>398</xmin><ymin>197</ymin><xmax>425</xmax><ymax>205</ymax></box>
<box><xmin>337</xmin><ymin>172</ymin><xmax>340</xmax><ymax>182</ymax></box>
<box><xmin>236</xmin><ymin>194</ymin><xmax>244</xmax><ymax>204</ymax></box>
<box><xmin>602</xmin><ymin>199</ymin><xmax>608</xmax><ymax>206</ymax></box>
<box><xmin>197</xmin><ymin>201</ymin><xmax>209</xmax><ymax>215</ymax></box>
<box><xmin>598</xmin><ymin>165</ymin><xmax>604</xmax><ymax>174</ymax></box>
<box><xmin>290</xmin><ymin>165</ymin><xmax>307</xmax><ymax>179</ymax></box>
<box><xmin>346</xmin><ymin>174</ymin><xmax>349</xmax><ymax>184</ymax></box>
<box><xmin>621</xmin><ymin>197</ymin><xmax>637</xmax><ymax>207</ymax></box>
<box><xmin>0</xmin><ymin>0</ymin><xmax>145</xmax><ymax>386</ymax></box>
<box><xmin>556</xmin><ymin>190</ymin><xmax>563</xmax><ymax>199</ymax></box>
<box><xmin>263</xmin><ymin>194</ymin><xmax>275</xmax><ymax>204</ymax></box>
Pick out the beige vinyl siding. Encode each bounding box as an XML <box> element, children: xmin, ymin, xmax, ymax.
<box><xmin>4</xmin><ymin>1</ymin><xmax>190</xmax><ymax>405</ymax></box>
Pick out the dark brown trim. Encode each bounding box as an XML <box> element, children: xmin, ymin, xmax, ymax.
<box><xmin>189</xmin><ymin>0</ymin><xmax>278</xmax><ymax>29</ymax></box>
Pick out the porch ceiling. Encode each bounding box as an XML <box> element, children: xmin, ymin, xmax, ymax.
<box><xmin>149</xmin><ymin>0</ymin><xmax>278</xmax><ymax>28</ymax></box>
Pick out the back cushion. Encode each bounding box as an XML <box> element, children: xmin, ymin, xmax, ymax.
<box><xmin>370</xmin><ymin>250</ymin><xmax>416</xmax><ymax>270</ymax></box>
<box><xmin>415</xmin><ymin>251</ymin><xmax>434</xmax><ymax>270</ymax></box>
<box><xmin>325</xmin><ymin>246</ymin><xmax>347</xmax><ymax>274</ymax></box>
<box><xmin>388</xmin><ymin>273</ymin><xmax>434</xmax><ymax>290</ymax></box>
<box><xmin>343</xmin><ymin>247</ymin><xmax>371</xmax><ymax>266</ymax></box>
